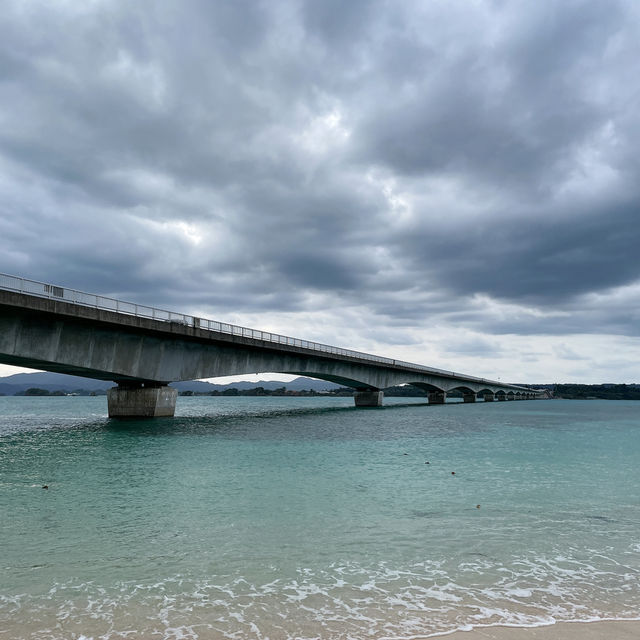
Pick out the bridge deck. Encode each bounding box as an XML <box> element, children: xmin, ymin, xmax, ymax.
<box><xmin>0</xmin><ymin>272</ymin><xmax>532</xmax><ymax>394</ymax></box>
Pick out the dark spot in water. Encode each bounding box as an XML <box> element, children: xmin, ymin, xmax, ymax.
<box><xmin>451</xmin><ymin>471</ymin><xmax>456</xmax><ymax>475</ymax></box>
<box><xmin>476</xmin><ymin>504</ymin><xmax>481</xmax><ymax>509</ymax></box>
<box><xmin>586</xmin><ymin>515</ymin><xmax>615</xmax><ymax>523</ymax></box>
<box><xmin>411</xmin><ymin>510</ymin><xmax>441</xmax><ymax>518</ymax></box>
<box><xmin>42</xmin><ymin>485</ymin><xmax>48</xmax><ymax>489</ymax></box>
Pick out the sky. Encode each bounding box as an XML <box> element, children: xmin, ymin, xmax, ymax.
<box><xmin>1</xmin><ymin>0</ymin><xmax>639</xmax><ymax>384</ymax></box>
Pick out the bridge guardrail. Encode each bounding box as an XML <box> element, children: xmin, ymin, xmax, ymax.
<box><xmin>0</xmin><ymin>272</ymin><xmax>529</xmax><ymax>390</ymax></box>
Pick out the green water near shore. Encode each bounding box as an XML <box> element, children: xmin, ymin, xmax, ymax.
<box><xmin>1</xmin><ymin>397</ymin><xmax>639</xmax><ymax>639</ymax></box>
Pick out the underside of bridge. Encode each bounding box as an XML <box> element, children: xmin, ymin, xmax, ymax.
<box><xmin>0</xmin><ymin>290</ymin><xmax>543</xmax><ymax>417</ymax></box>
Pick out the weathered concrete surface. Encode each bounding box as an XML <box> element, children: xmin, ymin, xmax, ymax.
<box><xmin>429</xmin><ymin>391</ymin><xmax>446</xmax><ymax>404</ymax></box>
<box><xmin>354</xmin><ymin>390</ymin><xmax>384</xmax><ymax>407</ymax></box>
<box><xmin>463</xmin><ymin>393</ymin><xmax>476</xmax><ymax>403</ymax></box>
<box><xmin>0</xmin><ymin>290</ymin><xmax>542</xmax><ymax>409</ymax></box>
<box><xmin>107</xmin><ymin>385</ymin><xmax>177</xmax><ymax>418</ymax></box>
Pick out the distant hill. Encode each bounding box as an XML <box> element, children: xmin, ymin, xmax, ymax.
<box><xmin>0</xmin><ymin>372</ymin><xmax>112</xmax><ymax>394</ymax></box>
<box><xmin>551</xmin><ymin>383</ymin><xmax>640</xmax><ymax>400</ymax></box>
<box><xmin>0</xmin><ymin>371</ymin><xmax>340</xmax><ymax>396</ymax></box>
<box><xmin>7</xmin><ymin>373</ymin><xmax>635</xmax><ymax>400</ymax></box>
<box><xmin>172</xmin><ymin>377</ymin><xmax>340</xmax><ymax>392</ymax></box>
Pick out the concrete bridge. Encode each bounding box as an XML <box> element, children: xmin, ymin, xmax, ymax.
<box><xmin>0</xmin><ymin>274</ymin><xmax>546</xmax><ymax>417</ymax></box>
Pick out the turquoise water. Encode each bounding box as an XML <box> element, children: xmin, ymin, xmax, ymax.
<box><xmin>1</xmin><ymin>396</ymin><xmax>639</xmax><ymax>639</ymax></box>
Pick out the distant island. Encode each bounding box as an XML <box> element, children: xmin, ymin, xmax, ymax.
<box><xmin>1</xmin><ymin>372</ymin><xmax>430</xmax><ymax>398</ymax></box>
<box><xmin>548</xmin><ymin>383</ymin><xmax>640</xmax><ymax>400</ymax></box>
<box><xmin>0</xmin><ymin>371</ymin><xmax>341</xmax><ymax>397</ymax></box>
<box><xmin>1</xmin><ymin>372</ymin><xmax>639</xmax><ymax>400</ymax></box>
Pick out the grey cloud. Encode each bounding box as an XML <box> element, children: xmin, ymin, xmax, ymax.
<box><xmin>350</xmin><ymin>1</ymin><xmax>625</xmax><ymax>193</ymax></box>
<box><xmin>552</xmin><ymin>344</ymin><xmax>588</xmax><ymax>361</ymax></box>
<box><xmin>0</xmin><ymin>0</ymin><xmax>639</xmax><ymax>367</ymax></box>
<box><xmin>395</xmin><ymin>197</ymin><xmax>640</xmax><ymax>304</ymax></box>
<box><xmin>442</xmin><ymin>337</ymin><xmax>505</xmax><ymax>357</ymax></box>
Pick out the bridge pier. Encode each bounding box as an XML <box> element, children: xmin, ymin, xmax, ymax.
<box><xmin>354</xmin><ymin>389</ymin><xmax>384</xmax><ymax>407</ymax></box>
<box><xmin>107</xmin><ymin>383</ymin><xmax>177</xmax><ymax>418</ymax></box>
<box><xmin>483</xmin><ymin>392</ymin><xmax>494</xmax><ymax>401</ymax></box>
<box><xmin>463</xmin><ymin>392</ymin><xmax>476</xmax><ymax>403</ymax></box>
<box><xmin>429</xmin><ymin>391</ymin><xmax>446</xmax><ymax>404</ymax></box>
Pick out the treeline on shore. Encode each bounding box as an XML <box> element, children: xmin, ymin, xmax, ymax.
<box><xmin>179</xmin><ymin>385</ymin><xmax>640</xmax><ymax>399</ymax></box>
<box><xmin>4</xmin><ymin>384</ymin><xmax>640</xmax><ymax>400</ymax></box>
<box><xmin>6</xmin><ymin>388</ymin><xmax>107</xmax><ymax>396</ymax></box>
<box><xmin>178</xmin><ymin>385</ymin><xmax>431</xmax><ymax>397</ymax></box>
<box><xmin>552</xmin><ymin>384</ymin><xmax>640</xmax><ymax>400</ymax></box>
<box><xmin>3</xmin><ymin>385</ymin><xmax>429</xmax><ymax>398</ymax></box>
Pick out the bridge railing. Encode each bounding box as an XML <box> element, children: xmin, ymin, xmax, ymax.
<box><xmin>0</xmin><ymin>272</ymin><xmax>528</xmax><ymax>389</ymax></box>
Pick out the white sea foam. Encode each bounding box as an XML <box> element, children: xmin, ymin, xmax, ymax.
<box><xmin>4</xmin><ymin>553</ymin><xmax>639</xmax><ymax>640</ymax></box>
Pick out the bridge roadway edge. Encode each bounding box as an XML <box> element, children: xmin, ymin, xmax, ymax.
<box><xmin>0</xmin><ymin>290</ymin><xmax>542</xmax><ymax>416</ymax></box>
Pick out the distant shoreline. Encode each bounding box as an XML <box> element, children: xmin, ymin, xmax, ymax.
<box><xmin>3</xmin><ymin>384</ymin><xmax>640</xmax><ymax>399</ymax></box>
<box><xmin>2</xmin><ymin>371</ymin><xmax>640</xmax><ymax>399</ymax></box>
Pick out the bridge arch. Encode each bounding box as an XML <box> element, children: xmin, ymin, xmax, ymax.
<box><xmin>406</xmin><ymin>381</ymin><xmax>446</xmax><ymax>393</ymax></box>
<box><xmin>281</xmin><ymin>371</ymin><xmax>378</xmax><ymax>390</ymax></box>
<box><xmin>447</xmin><ymin>384</ymin><xmax>475</xmax><ymax>394</ymax></box>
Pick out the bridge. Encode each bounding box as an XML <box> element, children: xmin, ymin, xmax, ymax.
<box><xmin>0</xmin><ymin>273</ymin><xmax>546</xmax><ymax>417</ymax></box>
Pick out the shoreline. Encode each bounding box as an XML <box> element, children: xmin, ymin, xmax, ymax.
<box><xmin>436</xmin><ymin>620</ymin><xmax>640</xmax><ymax>639</ymax></box>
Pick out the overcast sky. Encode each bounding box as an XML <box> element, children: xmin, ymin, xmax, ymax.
<box><xmin>1</xmin><ymin>0</ymin><xmax>639</xmax><ymax>383</ymax></box>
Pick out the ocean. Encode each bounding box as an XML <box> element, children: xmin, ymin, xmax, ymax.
<box><xmin>1</xmin><ymin>396</ymin><xmax>639</xmax><ymax>639</ymax></box>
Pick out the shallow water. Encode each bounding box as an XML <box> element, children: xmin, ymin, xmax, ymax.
<box><xmin>1</xmin><ymin>396</ymin><xmax>639</xmax><ymax>639</ymax></box>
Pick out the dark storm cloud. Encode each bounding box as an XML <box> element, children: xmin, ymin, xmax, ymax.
<box><xmin>351</xmin><ymin>1</ymin><xmax>622</xmax><ymax>187</ymax></box>
<box><xmin>0</xmin><ymin>0</ymin><xmax>639</xmax><ymax>346</ymax></box>
<box><xmin>394</xmin><ymin>196</ymin><xmax>640</xmax><ymax>303</ymax></box>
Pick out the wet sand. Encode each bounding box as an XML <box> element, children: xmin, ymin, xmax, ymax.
<box><xmin>443</xmin><ymin>620</ymin><xmax>640</xmax><ymax>639</ymax></box>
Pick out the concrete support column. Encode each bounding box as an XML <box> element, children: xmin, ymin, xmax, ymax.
<box><xmin>108</xmin><ymin>383</ymin><xmax>177</xmax><ymax>418</ymax></box>
<box><xmin>497</xmin><ymin>394</ymin><xmax>507</xmax><ymax>401</ymax></box>
<box><xmin>507</xmin><ymin>395</ymin><xmax>515</xmax><ymax>401</ymax></box>
<box><xmin>463</xmin><ymin>393</ymin><xmax>476</xmax><ymax>403</ymax></box>
<box><xmin>354</xmin><ymin>389</ymin><xmax>384</xmax><ymax>407</ymax></box>
<box><xmin>483</xmin><ymin>392</ymin><xmax>494</xmax><ymax>402</ymax></box>
<box><xmin>429</xmin><ymin>391</ymin><xmax>446</xmax><ymax>404</ymax></box>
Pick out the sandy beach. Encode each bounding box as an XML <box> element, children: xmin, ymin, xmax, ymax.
<box><xmin>443</xmin><ymin>620</ymin><xmax>640</xmax><ymax>639</ymax></box>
